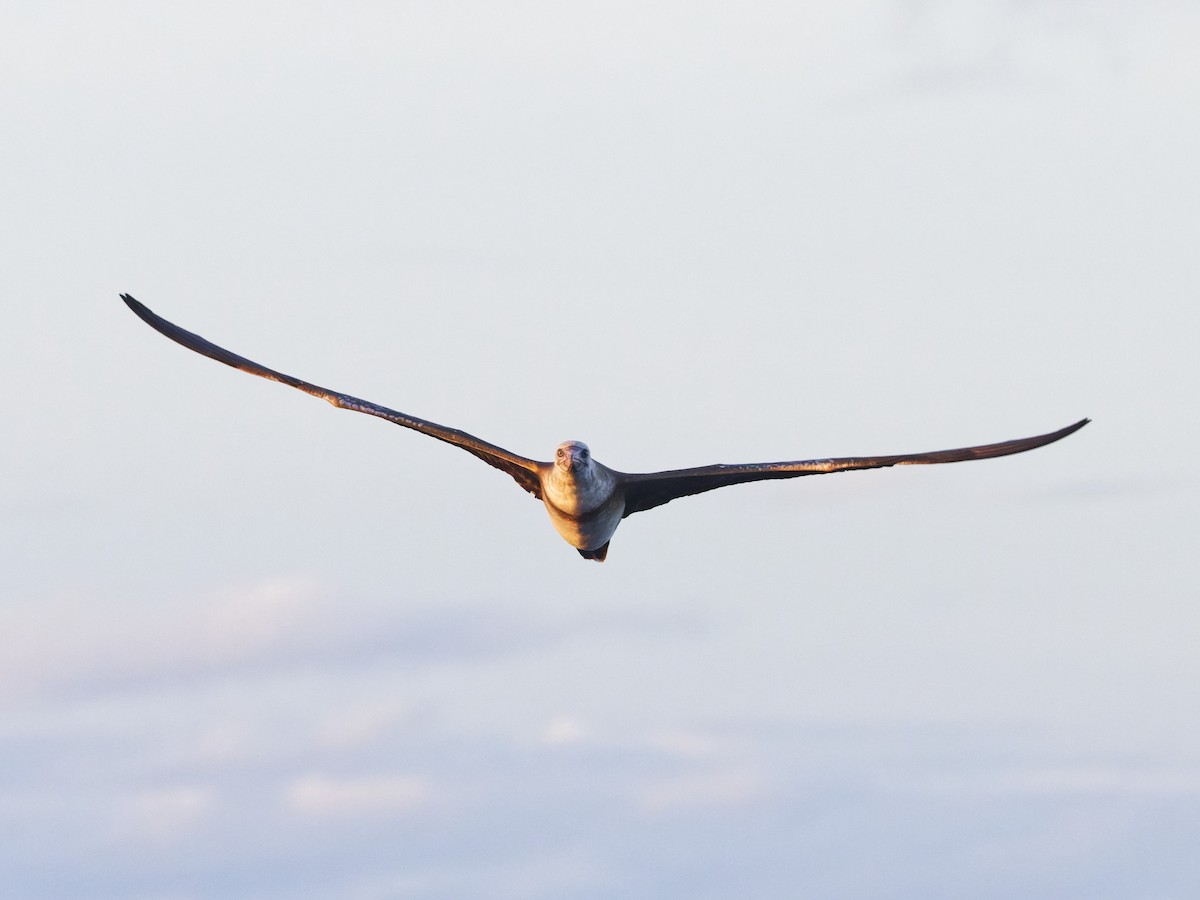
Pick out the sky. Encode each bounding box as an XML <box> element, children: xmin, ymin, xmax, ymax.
<box><xmin>3</xmin><ymin>1</ymin><xmax>1199</xmax><ymax>897</ymax></box>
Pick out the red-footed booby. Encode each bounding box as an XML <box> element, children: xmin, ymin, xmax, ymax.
<box><xmin>121</xmin><ymin>295</ymin><xmax>1088</xmax><ymax>562</ymax></box>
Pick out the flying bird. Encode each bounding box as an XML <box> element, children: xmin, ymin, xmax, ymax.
<box><xmin>121</xmin><ymin>295</ymin><xmax>1088</xmax><ymax>562</ymax></box>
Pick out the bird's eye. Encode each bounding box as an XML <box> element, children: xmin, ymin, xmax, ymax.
<box><xmin>580</xmin><ymin>449</ymin><xmax>588</xmax><ymax>459</ymax></box>
<box><xmin>556</xmin><ymin>448</ymin><xmax>564</xmax><ymax>457</ymax></box>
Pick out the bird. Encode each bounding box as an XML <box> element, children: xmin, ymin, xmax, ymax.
<box><xmin>121</xmin><ymin>294</ymin><xmax>1088</xmax><ymax>562</ymax></box>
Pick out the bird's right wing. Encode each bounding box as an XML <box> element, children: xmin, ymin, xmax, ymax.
<box><xmin>619</xmin><ymin>418</ymin><xmax>1089</xmax><ymax>517</ymax></box>
<box><xmin>121</xmin><ymin>294</ymin><xmax>547</xmax><ymax>499</ymax></box>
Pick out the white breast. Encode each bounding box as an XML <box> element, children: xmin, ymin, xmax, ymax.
<box><xmin>542</xmin><ymin>464</ymin><xmax>624</xmax><ymax>550</ymax></box>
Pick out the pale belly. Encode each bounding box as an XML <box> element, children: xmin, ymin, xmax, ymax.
<box><xmin>541</xmin><ymin>468</ymin><xmax>625</xmax><ymax>551</ymax></box>
<box><xmin>544</xmin><ymin>495</ymin><xmax>625</xmax><ymax>551</ymax></box>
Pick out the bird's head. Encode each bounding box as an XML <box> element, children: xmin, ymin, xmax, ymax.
<box><xmin>554</xmin><ymin>440</ymin><xmax>592</xmax><ymax>475</ymax></box>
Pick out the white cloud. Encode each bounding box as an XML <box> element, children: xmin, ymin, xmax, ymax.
<box><xmin>540</xmin><ymin>715</ymin><xmax>588</xmax><ymax>746</ymax></box>
<box><xmin>285</xmin><ymin>774</ymin><xmax>433</xmax><ymax>819</ymax></box>
<box><xmin>316</xmin><ymin>698</ymin><xmax>415</xmax><ymax>750</ymax></box>
<box><xmin>187</xmin><ymin>720</ymin><xmax>265</xmax><ymax>766</ymax></box>
<box><xmin>637</xmin><ymin>770</ymin><xmax>765</xmax><ymax>812</ymax></box>
<box><xmin>645</xmin><ymin>729</ymin><xmax>724</xmax><ymax>760</ymax></box>
<box><xmin>352</xmin><ymin>845</ymin><xmax>608</xmax><ymax>900</ymax></box>
<box><xmin>0</xmin><ymin>577</ymin><xmax>702</xmax><ymax>713</ymax></box>
<box><xmin>199</xmin><ymin>578</ymin><xmax>321</xmax><ymax>661</ymax></box>
<box><xmin>538</xmin><ymin>719</ymin><xmax>732</xmax><ymax>757</ymax></box>
<box><xmin>116</xmin><ymin>785</ymin><xmax>213</xmax><ymax>844</ymax></box>
<box><xmin>921</xmin><ymin>765</ymin><xmax>1200</xmax><ymax>797</ymax></box>
<box><xmin>884</xmin><ymin>0</ymin><xmax>1182</xmax><ymax>92</ymax></box>
<box><xmin>0</xmin><ymin>577</ymin><xmax>325</xmax><ymax>705</ymax></box>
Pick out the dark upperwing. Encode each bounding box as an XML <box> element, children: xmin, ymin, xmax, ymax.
<box><xmin>121</xmin><ymin>294</ymin><xmax>547</xmax><ymax>499</ymax></box>
<box><xmin>619</xmin><ymin>418</ymin><xmax>1089</xmax><ymax>517</ymax></box>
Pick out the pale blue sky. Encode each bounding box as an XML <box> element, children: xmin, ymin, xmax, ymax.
<box><xmin>3</xmin><ymin>2</ymin><xmax>1199</xmax><ymax>897</ymax></box>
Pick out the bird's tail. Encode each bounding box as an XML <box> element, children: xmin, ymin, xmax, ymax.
<box><xmin>577</xmin><ymin>542</ymin><xmax>610</xmax><ymax>562</ymax></box>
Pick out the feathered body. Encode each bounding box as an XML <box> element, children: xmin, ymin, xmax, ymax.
<box><xmin>120</xmin><ymin>294</ymin><xmax>1089</xmax><ymax>562</ymax></box>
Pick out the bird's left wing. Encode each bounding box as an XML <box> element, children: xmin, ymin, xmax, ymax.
<box><xmin>121</xmin><ymin>294</ymin><xmax>547</xmax><ymax>498</ymax></box>
<box><xmin>619</xmin><ymin>418</ymin><xmax>1089</xmax><ymax>517</ymax></box>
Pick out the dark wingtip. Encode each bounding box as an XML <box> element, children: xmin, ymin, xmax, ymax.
<box><xmin>1038</xmin><ymin>417</ymin><xmax>1090</xmax><ymax>448</ymax></box>
<box><xmin>120</xmin><ymin>293</ymin><xmax>162</xmax><ymax>331</ymax></box>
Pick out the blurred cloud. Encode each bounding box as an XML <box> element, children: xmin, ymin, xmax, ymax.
<box><xmin>637</xmin><ymin>769</ymin><xmax>766</xmax><ymax>812</ymax></box>
<box><xmin>0</xmin><ymin>577</ymin><xmax>707</xmax><ymax>709</ymax></box>
<box><xmin>316</xmin><ymin>698</ymin><xmax>415</xmax><ymax>751</ymax></box>
<box><xmin>883</xmin><ymin>0</ymin><xmax>1200</xmax><ymax>95</ymax></box>
<box><xmin>355</xmin><ymin>844</ymin><xmax>608</xmax><ymax>900</ymax></box>
<box><xmin>188</xmin><ymin>721</ymin><xmax>264</xmax><ymax>767</ymax></box>
<box><xmin>285</xmin><ymin>773</ymin><xmax>433</xmax><ymax>819</ymax></box>
<box><xmin>888</xmin><ymin>0</ymin><xmax>1106</xmax><ymax>86</ymax></box>
<box><xmin>0</xmin><ymin>577</ymin><xmax>326</xmax><ymax>705</ymax></box>
<box><xmin>540</xmin><ymin>716</ymin><xmax>588</xmax><ymax>746</ymax></box>
<box><xmin>920</xmin><ymin>765</ymin><xmax>1200</xmax><ymax>797</ymax></box>
<box><xmin>645</xmin><ymin>729</ymin><xmax>725</xmax><ymax>760</ymax></box>
<box><xmin>116</xmin><ymin>785</ymin><xmax>213</xmax><ymax>844</ymax></box>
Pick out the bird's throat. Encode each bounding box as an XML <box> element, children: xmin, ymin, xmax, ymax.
<box><xmin>545</xmin><ymin>463</ymin><xmax>612</xmax><ymax>517</ymax></box>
